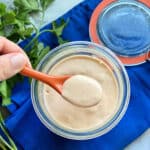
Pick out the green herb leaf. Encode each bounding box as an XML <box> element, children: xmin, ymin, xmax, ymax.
<box><xmin>7</xmin><ymin>32</ymin><xmax>20</xmax><ymax>43</ymax></box>
<box><xmin>2</xmin><ymin>11</ymin><xmax>16</xmax><ymax>25</ymax></box>
<box><xmin>51</xmin><ymin>19</ymin><xmax>68</xmax><ymax>37</ymax></box>
<box><xmin>40</xmin><ymin>0</ymin><xmax>54</xmax><ymax>11</ymax></box>
<box><xmin>50</xmin><ymin>19</ymin><xmax>69</xmax><ymax>44</ymax></box>
<box><xmin>57</xmin><ymin>36</ymin><xmax>69</xmax><ymax>45</ymax></box>
<box><xmin>0</xmin><ymin>81</ymin><xmax>11</xmax><ymax>106</ymax></box>
<box><xmin>28</xmin><ymin>41</ymin><xmax>50</xmax><ymax>68</ymax></box>
<box><xmin>36</xmin><ymin>46</ymin><xmax>50</xmax><ymax>66</ymax></box>
<box><xmin>0</xmin><ymin>74</ymin><xmax>23</xmax><ymax>106</ymax></box>
<box><xmin>0</xmin><ymin>111</ymin><xmax>3</xmax><ymax>123</ymax></box>
<box><xmin>23</xmin><ymin>27</ymin><xmax>34</xmax><ymax>37</ymax></box>
<box><xmin>2</xmin><ymin>97</ymin><xmax>11</xmax><ymax>106</ymax></box>
<box><xmin>14</xmin><ymin>20</ymin><xmax>34</xmax><ymax>39</ymax></box>
<box><xmin>16</xmin><ymin>11</ymin><xmax>29</xmax><ymax>23</ymax></box>
<box><xmin>0</xmin><ymin>30</ymin><xmax>4</xmax><ymax>36</ymax></box>
<box><xmin>14</xmin><ymin>0</ymin><xmax>40</xmax><ymax>13</ymax></box>
<box><xmin>0</xmin><ymin>3</ymin><xmax>6</xmax><ymax>16</ymax></box>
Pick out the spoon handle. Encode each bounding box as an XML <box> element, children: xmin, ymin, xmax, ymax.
<box><xmin>20</xmin><ymin>67</ymin><xmax>70</xmax><ymax>93</ymax></box>
<box><xmin>21</xmin><ymin>67</ymin><xmax>56</xmax><ymax>86</ymax></box>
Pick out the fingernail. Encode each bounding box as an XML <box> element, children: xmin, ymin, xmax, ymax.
<box><xmin>11</xmin><ymin>54</ymin><xmax>26</xmax><ymax>71</ymax></box>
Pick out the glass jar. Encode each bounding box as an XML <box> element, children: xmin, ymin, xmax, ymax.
<box><xmin>31</xmin><ymin>41</ymin><xmax>130</xmax><ymax>140</ymax></box>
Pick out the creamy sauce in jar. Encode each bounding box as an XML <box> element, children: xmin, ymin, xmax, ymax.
<box><xmin>43</xmin><ymin>55</ymin><xmax>119</xmax><ymax>131</ymax></box>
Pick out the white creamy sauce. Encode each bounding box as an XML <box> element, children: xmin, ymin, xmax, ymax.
<box><xmin>43</xmin><ymin>55</ymin><xmax>119</xmax><ymax>131</ymax></box>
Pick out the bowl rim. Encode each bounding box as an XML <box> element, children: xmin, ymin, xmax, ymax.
<box><xmin>31</xmin><ymin>41</ymin><xmax>130</xmax><ymax>140</ymax></box>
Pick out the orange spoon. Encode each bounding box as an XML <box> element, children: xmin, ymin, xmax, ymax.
<box><xmin>21</xmin><ymin>67</ymin><xmax>71</xmax><ymax>94</ymax></box>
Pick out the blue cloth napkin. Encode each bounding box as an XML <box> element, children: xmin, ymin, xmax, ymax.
<box><xmin>4</xmin><ymin>0</ymin><xmax>150</xmax><ymax>149</ymax></box>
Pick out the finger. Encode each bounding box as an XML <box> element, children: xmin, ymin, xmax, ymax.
<box><xmin>0</xmin><ymin>36</ymin><xmax>32</xmax><ymax>68</ymax></box>
<box><xmin>0</xmin><ymin>53</ymin><xmax>27</xmax><ymax>81</ymax></box>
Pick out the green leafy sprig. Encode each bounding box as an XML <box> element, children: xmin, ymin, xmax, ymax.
<box><xmin>0</xmin><ymin>111</ymin><xmax>17</xmax><ymax>150</ymax></box>
<box><xmin>0</xmin><ymin>0</ymin><xmax>69</xmax><ymax>149</ymax></box>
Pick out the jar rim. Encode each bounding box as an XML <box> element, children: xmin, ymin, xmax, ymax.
<box><xmin>31</xmin><ymin>41</ymin><xmax>130</xmax><ymax>140</ymax></box>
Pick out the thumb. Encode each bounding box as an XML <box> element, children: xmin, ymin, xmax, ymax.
<box><xmin>0</xmin><ymin>53</ymin><xmax>26</xmax><ymax>81</ymax></box>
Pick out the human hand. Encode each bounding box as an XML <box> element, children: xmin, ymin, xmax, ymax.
<box><xmin>0</xmin><ymin>37</ymin><xmax>31</xmax><ymax>81</ymax></box>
